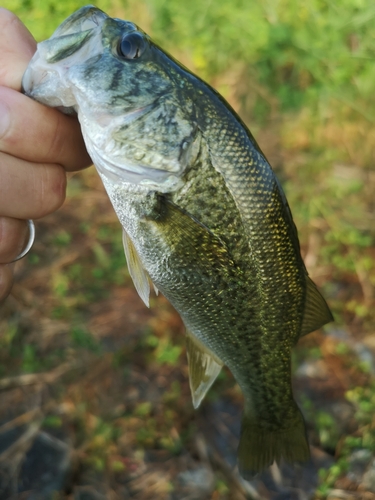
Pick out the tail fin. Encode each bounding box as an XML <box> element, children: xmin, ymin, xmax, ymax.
<box><xmin>237</xmin><ymin>410</ymin><xmax>310</xmax><ymax>480</ymax></box>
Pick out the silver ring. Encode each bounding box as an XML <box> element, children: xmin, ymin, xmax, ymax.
<box><xmin>11</xmin><ymin>220</ymin><xmax>36</xmax><ymax>263</ymax></box>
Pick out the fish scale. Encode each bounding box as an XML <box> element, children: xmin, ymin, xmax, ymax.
<box><xmin>200</xmin><ymin>99</ymin><xmax>306</xmax><ymax>346</ymax></box>
<box><xmin>22</xmin><ymin>5</ymin><xmax>333</xmax><ymax>479</ymax></box>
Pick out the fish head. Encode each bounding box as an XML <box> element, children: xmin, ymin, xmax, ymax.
<box><xmin>22</xmin><ymin>6</ymin><xmax>200</xmax><ymax>192</ymax></box>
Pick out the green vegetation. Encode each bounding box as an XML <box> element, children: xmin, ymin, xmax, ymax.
<box><xmin>347</xmin><ymin>383</ymin><xmax>375</xmax><ymax>446</ymax></box>
<box><xmin>5</xmin><ymin>0</ymin><xmax>373</xmax><ymax>324</ymax></box>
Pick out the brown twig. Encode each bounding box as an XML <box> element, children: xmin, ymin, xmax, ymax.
<box><xmin>0</xmin><ymin>360</ymin><xmax>80</xmax><ymax>391</ymax></box>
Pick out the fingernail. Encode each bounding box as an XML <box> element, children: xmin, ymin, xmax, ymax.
<box><xmin>0</xmin><ymin>101</ymin><xmax>10</xmax><ymax>137</ymax></box>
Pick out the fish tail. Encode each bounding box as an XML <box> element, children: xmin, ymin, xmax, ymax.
<box><xmin>237</xmin><ymin>409</ymin><xmax>310</xmax><ymax>480</ymax></box>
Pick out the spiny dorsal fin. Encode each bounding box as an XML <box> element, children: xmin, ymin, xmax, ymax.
<box><xmin>300</xmin><ymin>276</ymin><xmax>334</xmax><ymax>337</ymax></box>
<box><xmin>186</xmin><ymin>331</ymin><xmax>223</xmax><ymax>409</ymax></box>
<box><xmin>122</xmin><ymin>229</ymin><xmax>151</xmax><ymax>307</ymax></box>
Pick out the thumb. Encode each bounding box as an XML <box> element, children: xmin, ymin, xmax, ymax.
<box><xmin>0</xmin><ymin>9</ymin><xmax>36</xmax><ymax>90</ymax></box>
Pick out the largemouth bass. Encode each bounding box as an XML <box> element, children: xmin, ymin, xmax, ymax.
<box><xmin>22</xmin><ymin>6</ymin><xmax>333</xmax><ymax>478</ymax></box>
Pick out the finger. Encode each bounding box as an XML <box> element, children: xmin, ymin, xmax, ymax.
<box><xmin>0</xmin><ymin>9</ymin><xmax>36</xmax><ymax>90</ymax></box>
<box><xmin>0</xmin><ymin>217</ymin><xmax>29</xmax><ymax>264</ymax></box>
<box><xmin>0</xmin><ymin>264</ymin><xmax>13</xmax><ymax>303</ymax></box>
<box><xmin>0</xmin><ymin>86</ymin><xmax>92</xmax><ymax>171</ymax></box>
<box><xmin>0</xmin><ymin>152</ymin><xmax>66</xmax><ymax>219</ymax></box>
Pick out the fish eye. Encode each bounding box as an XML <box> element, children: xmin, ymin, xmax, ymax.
<box><xmin>118</xmin><ymin>32</ymin><xmax>146</xmax><ymax>59</ymax></box>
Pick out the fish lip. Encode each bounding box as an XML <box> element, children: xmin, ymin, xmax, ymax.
<box><xmin>22</xmin><ymin>10</ymin><xmax>106</xmax><ymax>110</ymax></box>
<box><xmin>22</xmin><ymin>58</ymin><xmax>76</xmax><ymax>109</ymax></box>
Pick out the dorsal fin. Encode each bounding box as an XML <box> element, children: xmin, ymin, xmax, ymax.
<box><xmin>122</xmin><ymin>229</ymin><xmax>151</xmax><ymax>307</ymax></box>
<box><xmin>300</xmin><ymin>276</ymin><xmax>333</xmax><ymax>337</ymax></box>
<box><xmin>186</xmin><ymin>331</ymin><xmax>223</xmax><ymax>409</ymax></box>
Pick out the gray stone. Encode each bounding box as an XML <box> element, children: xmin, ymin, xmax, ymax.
<box><xmin>326</xmin><ymin>327</ymin><xmax>350</xmax><ymax>341</ymax></box>
<box><xmin>295</xmin><ymin>359</ymin><xmax>329</xmax><ymax>379</ymax></box>
<box><xmin>177</xmin><ymin>466</ymin><xmax>214</xmax><ymax>494</ymax></box>
<box><xmin>362</xmin><ymin>466</ymin><xmax>375</xmax><ymax>493</ymax></box>
<box><xmin>353</xmin><ymin>342</ymin><xmax>375</xmax><ymax>374</ymax></box>
<box><xmin>347</xmin><ymin>449</ymin><xmax>372</xmax><ymax>483</ymax></box>
<box><xmin>327</xmin><ymin>490</ymin><xmax>357</xmax><ymax>500</ymax></box>
<box><xmin>18</xmin><ymin>431</ymin><xmax>72</xmax><ymax>496</ymax></box>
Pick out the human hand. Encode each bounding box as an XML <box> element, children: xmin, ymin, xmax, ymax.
<box><xmin>0</xmin><ymin>9</ymin><xmax>92</xmax><ymax>303</ymax></box>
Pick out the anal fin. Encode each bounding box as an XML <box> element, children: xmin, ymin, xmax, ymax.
<box><xmin>300</xmin><ymin>276</ymin><xmax>334</xmax><ymax>337</ymax></box>
<box><xmin>186</xmin><ymin>331</ymin><xmax>223</xmax><ymax>409</ymax></box>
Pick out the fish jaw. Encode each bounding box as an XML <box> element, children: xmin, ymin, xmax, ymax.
<box><xmin>22</xmin><ymin>7</ymin><xmax>108</xmax><ymax>112</ymax></box>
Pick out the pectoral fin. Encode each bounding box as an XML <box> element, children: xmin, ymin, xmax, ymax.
<box><xmin>122</xmin><ymin>229</ymin><xmax>151</xmax><ymax>307</ymax></box>
<box><xmin>186</xmin><ymin>331</ymin><xmax>223</xmax><ymax>409</ymax></box>
<box><xmin>300</xmin><ymin>276</ymin><xmax>334</xmax><ymax>337</ymax></box>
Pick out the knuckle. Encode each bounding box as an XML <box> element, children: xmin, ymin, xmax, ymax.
<box><xmin>47</xmin><ymin>111</ymin><xmax>65</xmax><ymax>160</ymax></box>
<box><xmin>34</xmin><ymin>164</ymin><xmax>66</xmax><ymax>218</ymax></box>
<box><xmin>0</xmin><ymin>8</ymin><xmax>19</xmax><ymax>28</ymax></box>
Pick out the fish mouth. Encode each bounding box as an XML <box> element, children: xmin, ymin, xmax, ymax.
<box><xmin>22</xmin><ymin>7</ymin><xmax>107</xmax><ymax>107</ymax></box>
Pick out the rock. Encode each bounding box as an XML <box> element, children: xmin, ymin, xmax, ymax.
<box><xmin>347</xmin><ymin>449</ymin><xmax>372</xmax><ymax>483</ymax></box>
<box><xmin>177</xmin><ymin>466</ymin><xmax>214</xmax><ymax>494</ymax></box>
<box><xmin>295</xmin><ymin>359</ymin><xmax>329</xmax><ymax>379</ymax></box>
<box><xmin>329</xmin><ymin>401</ymin><xmax>355</xmax><ymax>423</ymax></box>
<box><xmin>363</xmin><ymin>466</ymin><xmax>375</xmax><ymax>493</ymax></box>
<box><xmin>327</xmin><ymin>489</ymin><xmax>357</xmax><ymax>500</ymax></box>
<box><xmin>18</xmin><ymin>431</ymin><xmax>73</xmax><ymax>496</ymax></box>
<box><xmin>326</xmin><ymin>327</ymin><xmax>351</xmax><ymax>342</ymax></box>
<box><xmin>0</xmin><ymin>424</ymin><xmax>29</xmax><ymax>454</ymax></box>
<box><xmin>352</xmin><ymin>343</ymin><xmax>375</xmax><ymax>375</ymax></box>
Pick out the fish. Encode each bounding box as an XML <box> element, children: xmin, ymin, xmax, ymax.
<box><xmin>22</xmin><ymin>5</ymin><xmax>333</xmax><ymax>479</ymax></box>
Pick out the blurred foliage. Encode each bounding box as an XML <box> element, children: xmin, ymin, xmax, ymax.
<box><xmin>317</xmin><ymin>382</ymin><xmax>375</xmax><ymax>496</ymax></box>
<box><xmin>4</xmin><ymin>1</ymin><xmax>374</xmax><ymax>315</ymax></box>
<box><xmin>148</xmin><ymin>0</ymin><xmax>375</xmax><ymax>114</ymax></box>
<box><xmin>347</xmin><ymin>383</ymin><xmax>375</xmax><ymax>439</ymax></box>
